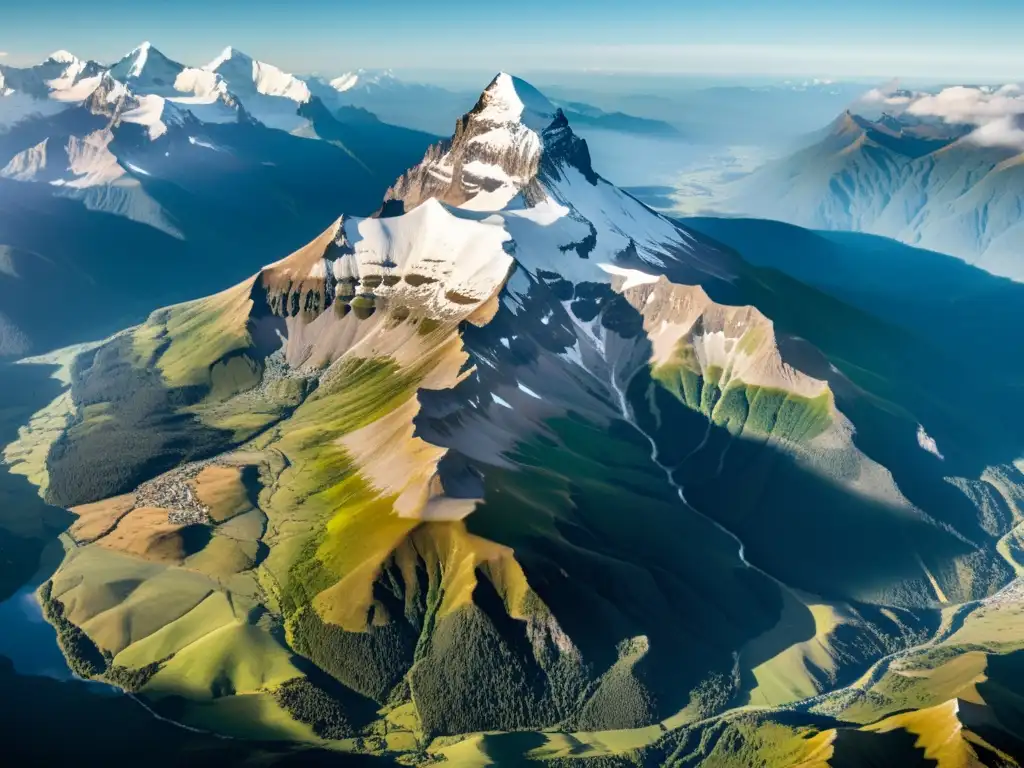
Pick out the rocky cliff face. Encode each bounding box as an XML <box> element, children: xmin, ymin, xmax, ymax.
<box><xmin>383</xmin><ymin>73</ymin><xmax>597</xmax><ymax>213</ymax></box>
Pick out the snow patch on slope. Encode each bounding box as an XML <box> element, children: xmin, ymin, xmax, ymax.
<box><xmin>62</xmin><ymin>131</ymin><xmax>126</xmax><ymax>186</ymax></box>
<box><xmin>119</xmin><ymin>94</ymin><xmax>183</xmax><ymax>139</ymax></box>
<box><xmin>598</xmin><ymin>263</ymin><xmax>660</xmax><ymax>289</ymax></box>
<box><xmin>339</xmin><ymin>199</ymin><xmax>512</xmax><ymax>310</ymax></box>
<box><xmin>917</xmin><ymin>425</ymin><xmax>945</xmax><ymax>460</ymax></box>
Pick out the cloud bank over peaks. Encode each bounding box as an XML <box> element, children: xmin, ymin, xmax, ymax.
<box><xmin>858</xmin><ymin>79</ymin><xmax>915</xmax><ymax>106</ymax></box>
<box><xmin>857</xmin><ymin>81</ymin><xmax>1024</xmax><ymax>150</ymax></box>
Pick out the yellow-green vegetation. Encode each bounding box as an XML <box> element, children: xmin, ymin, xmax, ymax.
<box><xmin>168</xmin><ymin>691</ymin><xmax>321</xmax><ymax>742</ymax></box>
<box><xmin>743</xmin><ymin>593</ymin><xmax>846</xmax><ymax>706</ymax></box>
<box><xmin>835</xmin><ymin>591</ymin><xmax>1024</xmax><ymax>728</ymax></box>
<box><xmin>191</xmin><ymin>374</ymin><xmax>311</xmax><ymax>441</ymax></box>
<box><xmin>131</xmin><ymin>279</ymin><xmax>256</xmax><ymax>389</ymax></box>
<box><xmin>861</xmin><ymin>700</ymin><xmax>1019</xmax><ymax>768</ymax></box>
<box><xmin>260</xmin><ymin>356</ymin><xmax>426</xmax><ymax>626</ymax></box>
<box><xmin>143</xmin><ymin>620</ymin><xmax>301</xmax><ymax>700</ymax></box>
<box><xmin>651</xmin><ymin>341</ymin><xmax>832</xmax><ymax>444</ymax></box>
<box><xmin>37</xmin><ymin>499</ymin><xmax>315</xmax><ymax>742</ymax></box>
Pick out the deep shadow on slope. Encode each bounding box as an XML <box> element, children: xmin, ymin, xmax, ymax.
<box><xmin>0</xmin><ymin>362</ymin><xmax>72</xmax><ymax>603</ymax></box>
<box><xmin>0</xmin><ymin>657</ymin><xmax>394</xmax><ymax>766</ymax></box>
<box><xmin>298</xmin><ymin>97</ymin><xmax>439</xmax><ymax>179</ymax></box>
<box><xmin>43</xmin><ymin>335</ymin><xmax>242</xmax><ymax>508</ymax></box>
<box><xmin>680</xmin><ymin>218</ymin><xmax>1024</xmax><ymax>572</ymax></box>
<box><xmin>415</xmin><ymin>271</ymin><xmax>980</xmax><ymax>729</ymax></box>
<box><xmin>0</xmin><ymin>111</ymin><xmax>424</xmax><ymax>357</ymax></box>
<box><xmin>685</xmin><ymin>217</ymin><xmax>1024</xmax><ymax>384</ymax></box>
<box><xmin>667</xmin><ymin>225</ymin><xmax>1024</xmax><ymax>552</ymax></box>
<box><xmin>0</xmin><ymin>182</ymin><xmax>195</xmax><ymax>354</ymax></box>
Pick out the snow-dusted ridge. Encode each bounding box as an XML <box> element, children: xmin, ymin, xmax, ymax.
<box><xmin>204</xmin><ymin>45</ymin><xmax>310</xmax><ymax>103</ymax></box>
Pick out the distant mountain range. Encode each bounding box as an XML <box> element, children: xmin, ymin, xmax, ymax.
<box><xmin>305</xmin><ymin>68</ymin><xmax>683</xmax><ymax>139</ymax></box>
<box><xmin>539</xmin><ymin>79</ymin><xmax>874</xmax><ymax>145</ymax></box>
<box><xmin>723</xmin><ymin>108</ymin><xmax>1024</xmax><ymax>280</ymax></box>
<box><xmin>0</xmin><ymin>43</ymin><xmax>441</xmax><ymax>356</ymax></box>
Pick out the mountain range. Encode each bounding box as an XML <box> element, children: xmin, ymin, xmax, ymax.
<box><xmin>722</xmin><ymin>108</ymin><xmax>1024</xmax><ymax>280</ymax></box>
<box><xmin>0</xmin><ymin>44</ymin><xmax>441</xmax><ymax>356</ymax></box>
<box><xmin>5</xmin><ymin>71</ymin><xmax>1023</xmax><ymax>766</ymax></box>
<box><xmin>0</xmin><ymin>44</ymin><xmax>708</xmax><ymax>359</ymax></box>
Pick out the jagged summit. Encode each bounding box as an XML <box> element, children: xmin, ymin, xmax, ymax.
<box><xmin>109</xmin><ymin>41</ymin><xmax>178</xmax><ymax>81</ymax></box>
<box><xmin>473</xmin><ymin>72</ymin><xmax>558</xmax><ymax>133</ymax></box>
<box><xmin>204</xmin><ymin>45</ymin><xmax>247</xmax><ymax>71</ymax></box>
<box><xmin>382</xmin><ymin>72</ymin><xmax>599</xmax><ymax>214</ymax></box>
<box><xmin>204</xmin><ymin>45</ymin><xmax>310</xmax><ymax>103</ymax></box>
<box><xmin>47</xmin><ymin>49</ymin><xmax>80</xmax><ymax>64</ymax></box>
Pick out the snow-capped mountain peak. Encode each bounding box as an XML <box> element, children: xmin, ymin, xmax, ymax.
<box><xmin>0</xmin><ymin>49</ymin><xmax>104</xmax><ymax>110</ymax></box>
<box><xmin>204</xmin><ymin>45</ymin><xmax>310</xmax><ymax>103</ymax></box>
<box><xmin>376</xmin><ymin>73</ymin><xmax>702</xmax><ymax>288</ymax></box>
<box><xmin>476</xmin><ymin>72</ymin><xmax>558</xmax><ymax>133</ymax></box>
<box><xmin>383</xmin><ymin>72</ymin><xmax>601</xmax><ymax>214</ymax></box>
<box><xmin>107</xmin><ymin>41</ymin><xmax>188</xmax><ymax>96</ymax></box>
<box><xmin>203</xmin><ymin>45</ymin><xmax>246</xmax><ymax>72</ymax></box>
<box><xmin>47</xmin><ymin>49</ymin><xmax>80</xmax><ymax>64</ymax></box>
<box><xmin>327</xmin><ymin>68</ymin><xmax>398</xmax><ymax>93</ymax></box>
<box><xmin>123</xmin><ymin>41</ymin><xmax>153</xmax><ymax>75</ymax></box>
<box><xmin>83</xmin><ymin>72</ymin><xmax>193</xmax><ymax>140</ymax></box>
<box><xmin>328</xmin><ymin>72</ymin><xmax>359</xmax><ymax>92</ymax></box>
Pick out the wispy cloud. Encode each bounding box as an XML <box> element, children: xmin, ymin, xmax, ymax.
<box><xmin>0</xmin><ymin>52</ymin><xmax>8</xmax><ymax>57</ymax></box>
<box><xmin>966</xmin><ymin>114</ymin><xmax>1024</xmax><ymax>151</ymax></box>
<box><xmin>906</xmin><ymin>84</ymin><xmax>1024</xmax><ymax>150</ymax></box>
<box><xmin>858</xmin><ymin>79</ymin><xmax>914</xmax><ymax>106</ymax></box>
<box><xmin>858</xmin><ymin>82</ymin><xmax>1024</xmax><ymax>151</ymax></box>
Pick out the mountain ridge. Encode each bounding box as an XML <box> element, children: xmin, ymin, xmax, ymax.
<box><xmin>723</xmin><ymin>107</ymin><xmax>1024</xmax><ymax>280</ymax></box>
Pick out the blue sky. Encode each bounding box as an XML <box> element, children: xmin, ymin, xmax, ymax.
<box><xmin>2</xmin><ymin>0</ymin><xmax>1023</xmax><ymax>82</ymax></box>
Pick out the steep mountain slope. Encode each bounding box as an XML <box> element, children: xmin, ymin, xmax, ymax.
<box><xmin>10</xmin><ymin>73</ymin><xmax>1023</xmax><ymax>765</ymax></box>
<box><xmin>724</xmin><ymin>110</ymin><xmax>1024</xmax><ymax>280</ymax></box>
<box><xmin>684</xmin><ymin>217</ymin><xmax>1024</xmax><ymax>386</ymax></box>
<box><xmin>201</xmin><ymin>46</ymin><xmax>313</xmax><ymax>132</ymax></box>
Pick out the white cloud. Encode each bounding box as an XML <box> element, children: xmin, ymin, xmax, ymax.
<box><xmin>916</xmin><ymin>425</ymin><xmax>944</xmax><ymax>460</ymax></box>
<box><xmin>860</xmin><ymin>88</ymin><xmax>914</xmax><ymax>106</ymax></box>
<box><xmin>904</xmin><ymin>85</ymin><xmax>1024</xmax><ymax>151</ymax></box>
<box><xmin>857</xmin><ymin>79</ymin><xmax>915</xmax><ymax>107</ymax></box>
<box><xmin>0</xmin><ymin>52</ymin><xmax>7</xmax><ymax>58</ymax></box>
<box><xmin>857</xmin><ymin>82</ymin><xmax>1024</xmax><ymax>151</ymax></box>
<box><xmin>905</xmin><ymin>85</ymin><xmax>1024</xmax><ymax>124</ymax></box>
<box><xmin>966</xmin><ymin>115</ymin><xmax>1024</xmax><ymax>151</ymax></box>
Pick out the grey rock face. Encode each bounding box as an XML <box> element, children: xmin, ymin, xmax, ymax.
<box><xmin>382</xmin><ymin>73</ymin><xmax>598</xmax><ymax>214</ymax></box>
